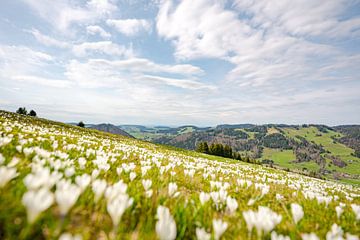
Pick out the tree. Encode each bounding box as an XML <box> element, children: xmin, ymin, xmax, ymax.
<box><xmin>29</xmin><ymin>110</ymin><xmax>37</xmax><ymax>117</ymax></box>
<box><xmin>203</xmin><ymin>142</ymin><xmax>209</xmax><ymax>154</ymax></box>
<box><xmin>16</xmin><ymin>107</ymin><xmax>27</xmax><ymax>115</ymax></box>
<box><xmin>224</xmin><ymin>145</ymin><xmax>232</xmax><ymax>158</ymax></box>
<box><xmin>196</xmin><ymin>142</ymin><xmax>209</xmax><ymax>154</ymax></box>
<box><xmin>233</xmin><ymin>152</ymin><xmax>242</xmax><ymax>160</ymax></box>
<box><xmin>78</xmin><ymin>121</ymin><xmax>85</xmax><ymax>128</ymax></box>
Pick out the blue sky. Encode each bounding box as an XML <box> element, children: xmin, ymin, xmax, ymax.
<box><xmin>0</xmin><ymin>0</ymin><xmax>359</xmax><ymax>126</ymax></box>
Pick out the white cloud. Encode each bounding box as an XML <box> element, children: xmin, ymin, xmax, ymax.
<box><xmin>0</xmin><ymin>45</ymin><xmax>53</xmax><ymax>76</ymax></box>
<box><xmin>90</xmin><ymin>58</ymin><xmax>204</xmax><ymax>75</ymax></box>
<box><xmin>233</xmin><ymin>0</ymin><xmax>360</xmax><ymax>38</ymax></box>
<box><xmin>64</xmin><ymin>58</ymin><xmax>210</xmax><ymax>90</ymax></box>
<box><xmin>0</xmin><ymin>45</ymin><xmax>72</xmax><ymax>89</ymax></box>
<box><xmin>156</xmin><ymin>0</ymin><xmax>358</xmax><ymax>88</ymax></box>
<box><xmin>86</xmin><ymin>25</ymin><xmax>111</xmax><ymax>38</ymax></box>
<box><xmin>28</xmin><ymin>29</ymin><xmax>71</xmax><ymax>48</ymax></box>
<box><xmin>11</xmin><ymin>75</ymin><xmax>72</xmax><ymax>88</ymax></box>
<box><xmin>72</xmin><ymin>41</ymin><xmax>134</xmax><ymax>57</ymax></box>
<box><xmin>138</xmin><ymin>75</ymin><xmax>214</xmax><ymax>90</ymax></box>
<box><xmin>22</xmin><ymin>0</ymin><xmax>118</xmax><ymax>33</ymax></box>
<box><xmin>157</xmin><ymin>0</ymin><xmax>248</xmax><ymax>60</ymax></box>
<box><xmin>106</xmin><ymin>18</ymin><xmax>152</xmax><ymax>36</ymax></box>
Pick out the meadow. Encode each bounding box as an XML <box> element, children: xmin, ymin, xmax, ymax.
<box><xmin>0</xmin><ymin>110</ymin><xmax>359</xmax><ymax>239</ymax></box>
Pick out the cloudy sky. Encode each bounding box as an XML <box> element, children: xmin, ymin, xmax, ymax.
<box><xmin>1</xmin><ymin>0</ymin><xmax>359</xmax><ymax>126</ymax></box>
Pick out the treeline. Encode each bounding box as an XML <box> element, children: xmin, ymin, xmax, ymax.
<box><xmin>196</xmin><ymin>142</ymin><xmax>244</xmax><ymax>161</ymax></box>
<box><xmin>16</xmin><ymin>107</ymin><xmax>37</xmax><ymax>117</ymax></box>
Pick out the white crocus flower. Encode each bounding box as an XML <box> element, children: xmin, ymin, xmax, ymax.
<box><xmin>196</xmin><ymin>227</ymin><xmax>211</xmax><ymax>240</ymax></box>
<box><xmin>8</xmin><ymin>157</ymin><xmax>19</xmax><ymax>167</ymax></box>
<box><xmin>16</xmin><ymin>145</ymin><xmax>22</xmax><ymax>153</ymax></box>
<box><xmin>129</xmin><ymin>172</ymin><xmax>136</xmax><ymax>181</ymax></box>
<box><xmin>92</xmin><ymin>179</ymin><xmax>107</xmax><ymax>202</ymax></box>
<box><xmin>142</xmin><ymin>179</ymin><xmax>153</xmax><ymax>198</ymax></box>
<box><xmin>156</xmin><ymin>206</ymin><xmax>177</xmax><ymax>240</ymax></box>
<box><xmin>107</xmin><ymin>193</ymin><xmax>133</xmax><ymax>227</ymax></box>
<box><xmin>78</xmin><ymin>157</ymin><xmax>86</xmax><ymax>169</ymax></box>
<box><xmin>116</xmin><ymin>167</ymin><xmax>123</xmax><ymax>176</ymax></box>
<box><xmin>271</xmin><ymin>231</ymin><xmax>290</xmax><ymax>240</ymax></box>
<box><xmin>142</xmin><ymin>179</ymin><xmax>152</xmax><ymax>190</ymax></box>
<box><xmin>22</xmin><ymin>187</ymin><xmax>54</xmax><ymax>223</ymax></box>
<box><xmin>59</xmin><ymin>232</ymin><xmax>82</xmax><ymax>240</ymax></box>
<box><xmin>326</xmin><ymin>223</ymin><xmax>343</xmax><ymax>240</ymax></box>
<box><xmin>301</xmin><ymin>233</ymin><xmax>320</xmax><ymax>240</ymax></box>
<box><xmin>199</xmin><ymin>192</ymin><xmax>210</xmax><ymax>205</ymax></box>
<box><xmin>247</xmin><ymin>198</ymin><xmax>256</xmax><ymax>206</ymax></box>
<box><xmin>351</xmin><ymin>204</ymin><xmax>360</xmax><ymax>220</ymax></box>
<box><xmin>291</xmin><ymin>203</ymin><xmax>304</xmax><ymax>224</ymax></box>
<box><xmin>91</xmin><ymin>169</ymin><xmax>100</xmax><ymax>180</ymax></box>
<box><xmin>213</xmin><ymin>219</ymin><xmax>228</xmax><ymax>240</ymax></box>
<box><xmin>0</xmin><ymin>166</ymin><xmax>18</xmax><ymax>187</ymax></box>
<box><xmin>75</xmin><ymin>174</ymin><xmax>91</xmax><ymax>192</ymax></box>
<box><xmin>24</xmin><ymin>167</ymin><xmax>53</xmax><ymax>190</ymax></box>
<box><xmin>276</xmin><ymin>194</ymin><xmax>284</xmax><ymax>201</ymax></box>
<box><xmin>65</xmin><ymin>167</ymin><xmax>75</xmax><ymax>177</ymax></box>
<box><xmin>55</xmin><ymin>181</ymin><xmax>81</xmax><ymax>215</ymax></box>
<box><xmin>243</xmin><ymin>206</ymin><xmax>282</xmax><ymax>235</ymax></box>
<box><xmin>346</xmin><ymin>233</ymin><xmax>359</xmax><ymax>240</ymax></box>
<box><xmin>226</xmin><ymin>196</ymin><xmax>238</xmax><ymax>214</ymax></box>
<box><xmin>105</xmin><ymin>181</ymin><xmax>128</xmax><ymax>202</ymax></box>
<box><xmin>0</xmin><ymin>136</ymin><xmax>11</xmax><ymax>146</ymax></box>
<box><xmin>168</xmin><ymin>182</ymin><xmax>180</xmax><ymax>198</ymax></box>
<box><xmin>335</xmin><ymin>205</ymin><xmax>344</xmax><ymax>219</ymax></box>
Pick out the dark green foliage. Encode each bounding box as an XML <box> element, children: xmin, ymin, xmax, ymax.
<box><xmin>354</xmin><ymin>149</ymin><xmax>360</xmax><ymax>158</ymax></box>
<box><xmin>196</xmin><ymin>141</ymin><xmax>249</xmax><ymax>163</ymax></box>
<box><xmin>232</xmin><ymin>152</ymin><xmax>242</xmax><ymax>160</ymax></box>
<box><xmin>262</xmin><ymin>133</ymin><xmax>292</xmax><ymax>149</ymax></box>
<box><xmin>334</xmin><ymin>125</ymin><xmax>360</xmax><ymax>157</ymax></box>
<box><xmin>196</xmin><ymin>142</ymin><xmax>209</xmax><ymax>153</ymax></box>
<box><xmin>78</xmin><ymin>121</ymin><xmax>85</xmax><ymax>128</ymax></box>
<box><xmin>246</xmin><ymin>126</ymin><xmax>267</xmax><ymax>133</ymax></box>
<box><xmin>223</xmin><ymin>145</ymin><xmax>232</xmax><ymax>158</ymax></box>
<box><xmin>16</xmin><ymin>107</ymin><xmax>27</xmax><ymax>115</ymax></box>
<box><xmin>29</xmin><ymin>110</ymin><xmax>37</xmax><ymax>117</ymax></box>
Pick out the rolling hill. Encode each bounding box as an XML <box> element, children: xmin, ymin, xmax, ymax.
<box><xmin>0</xmin><ymin>110</ymin><xmax>359</xmax><ymax>239</ymax></box>
<box><xmin>124</xmin><ymin>124</ymin><xmax>360</xmax><ymax>185</ymax></box>
<box><xmin>88</xmin><ymin>123</ymin><xmax>134</xmax><ymax>138</ymax></box>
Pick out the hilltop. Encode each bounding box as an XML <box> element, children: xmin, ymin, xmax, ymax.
<box><xmin>0</xmin><ymin>110</ymin><xmax>359</xmax><ymax>239</ymax></box>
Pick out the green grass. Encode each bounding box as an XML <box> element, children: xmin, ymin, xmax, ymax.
<box><xmin>283</xmin><ymin>127</ymin><xmax>355</xmax><ymax>158</ymax></box>
<box><xmin>283</xmin><ymin>127</ymin><xmax>360</xmax><ymax>177</ymax></box>
<box><xmin>0</xmin><ymin>111</ymin><xmax>360</xmax><ymax>239</ymax></box>
<box><xmin>260</xmin><ymin>148</ymin><xmax>320</xmax><ymax>172</ymax></box>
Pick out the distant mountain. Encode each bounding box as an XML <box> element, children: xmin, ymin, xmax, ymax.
<box><xmin>89</xmin><ymin>124</ymin><xmax>134</xmax><ymax>138</ymax></box>
<box><xmin>216</xmin><ymin>124</ymin><xmax>255</xmax><ymax>129</ymax></box>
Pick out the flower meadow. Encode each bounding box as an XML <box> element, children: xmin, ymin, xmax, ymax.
<box><xmin>0</xmin><ymin>110</ymin><xmax>359</xmax><ymax>240</ymax></box>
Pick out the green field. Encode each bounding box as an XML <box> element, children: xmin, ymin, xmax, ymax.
<box><xmin>1</xmin><ymin>111</ymin><xmax>360</xmax><ymax>239</ymax></box>
<box><xmin>260</xmin><ymin>148</ymin><xmax>320</xmax><ymax>172</ymax></box>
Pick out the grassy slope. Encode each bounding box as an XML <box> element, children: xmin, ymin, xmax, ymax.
<box><xmin>262</xmin><ymin>127</ymin><xmax>360</xmax><ymax>182</ymax></box>
<box><xmin>0</xmin><ymin>111</ymin><xmax>360</xmax><ymax>239</ymax></box>
<box><xmin>259</xmin><ymin>148</ymin><xmax>320</xmax><ymax>172</ymax></box>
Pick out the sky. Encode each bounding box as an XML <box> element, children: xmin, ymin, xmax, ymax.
<box><xmin>0</xmin><ymin>0</ymin><xmax>360</xmax><ymax>126</ymax></box>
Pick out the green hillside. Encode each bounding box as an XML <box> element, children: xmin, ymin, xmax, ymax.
<box><xmin>148</xmin><ymin>125</ymin><xmax>360</xmax><ymax>185</ymax></box>
<box><xmin>1</xmin><ymin>111</ymin><xmax>360</xmax><ymax>239</ymax></box>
